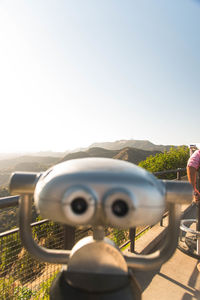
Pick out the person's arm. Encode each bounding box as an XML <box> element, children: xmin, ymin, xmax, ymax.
<box><xmin>187</xmin><ymin>165</ymin><xmax>200</xmax><ymax>202</ymax></box>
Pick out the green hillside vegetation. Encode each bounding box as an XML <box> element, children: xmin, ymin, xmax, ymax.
<box><xmin>139</xmin><ymin>146</ymin><xmax>189</xmax><ymax>178</ymax></box>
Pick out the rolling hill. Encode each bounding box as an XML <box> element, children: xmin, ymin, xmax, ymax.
<box><xmin>0</xmin><ymin>156</ymin><xmax>60</xmax><ymax>187</ymax></box>
<box><xmin>88</xmin><ymin>139</ymin><xmax>175</xmax><ymax>152</ymax></box>
<box><xmin>0</xmin><ymin>139</ymin><xmax>176</xmax><ymax>187</ymax></box>
<box><xmin>60</xmin><ymin>146</ymin><xmax>161</xmax><ymax>165</ymax></box>
<box><xmin>0</xmin><ymin>155</ymin><xmax>59</xmax><ymax>171</ymax></box>
<box><xmin>113</xmin><ymin>147</ymin><xmax>160</xmax><ymax>164</ymax></box>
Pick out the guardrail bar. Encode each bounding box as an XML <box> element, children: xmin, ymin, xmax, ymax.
<box><xmin>0</xmin><ymin>195</ymin><xmax>19</xmax><ymax>209</ymax></box>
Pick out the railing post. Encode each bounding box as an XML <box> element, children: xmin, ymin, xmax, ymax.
<box><xmin>129</xmin><ymin>227</ymin><xmax>136</xmax><ymax>253</ymax></box>
<box><xmin>196</xmin><ymin>203</ymin><xmax>200</xmax><ymax>230</ymax></box>
<box><xmin>63</xmin><ymin>225</ymin><xmax>75</xmax><ymax>250</ymax></box>
<box><xmin>177</xmin><ymin>169</ymin><xmax>181</xmax><ymax>180</ymax></box>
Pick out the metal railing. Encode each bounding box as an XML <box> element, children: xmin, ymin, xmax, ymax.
<box><xmin>0</xmin><ymin>167</ymin><xmax>187</xmax><ymax>299</ymax></box>
<box><xmin>0</xmin><ymin>202</ymin><xmax>132</xmax><ymax>298</ymax></box>
<box><xmin>0</xmin><ymin>195</ymin><xmax>19</xmax><ymax>209</ymax></box>
<box><xmin>153</xmin><ymin>167</ymin><xmax>186</xmax><ymax>179</ymax></box>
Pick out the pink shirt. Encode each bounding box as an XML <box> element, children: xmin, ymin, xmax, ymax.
<box><xmin>187</xmin><ymin>150</ymin><xmax>200</xmax><ymax>170</ymax></box>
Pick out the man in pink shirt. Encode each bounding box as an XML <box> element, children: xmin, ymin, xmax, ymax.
<box><xmin>187</xmin><ymin>149</ymin><xmax>200</xmax><ymax>202</ymax></box>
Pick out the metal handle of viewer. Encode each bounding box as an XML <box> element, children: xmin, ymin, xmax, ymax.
<box><xmin>124</xmin><ymin>181</ymin><xmax>192</xmax><ymax>270</ymax></box>
<box><xmin>9</xmin><ymin>172</ymin><xmax>42</xmax><ymax>195</ymax></box>
<box><xmin>9</xmin><ymin>172</ymin><xmax>71</xmax><ymax>264</ymax></box>
<box><xmin>163</xmin><ymin>180</ymin><xmax>193</xmax><ymax>204</ymax></box>
<box><xmin>19</xmin><ymin>195</ymin><xmax>70</xmax><ymax>264</ymax></box>
<box><xmin>124</xmin><ymin>202</ymin><xmax>179</xmax><ymax>270</ymax></box>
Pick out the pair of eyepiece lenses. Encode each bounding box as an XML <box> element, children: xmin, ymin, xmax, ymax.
<box><xmin>71</xmin><ymin>197</ymin><xmax>128</xmax><ymax>217</ymax></box>
<box><xmin>63</xmin><ymin>187</ymin><xmax>131</xmax><ymax>227</ymax></box>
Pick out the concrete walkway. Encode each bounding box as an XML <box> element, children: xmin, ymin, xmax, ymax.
<box><xmin>134</xmin><ymin>248</ymin><xmax>200</xmax><ymax>300</ymax></box>
<box><xmin>127</xmin><ymin>204</ymin><xmax>200</xmax><ymax>299</ymax></box>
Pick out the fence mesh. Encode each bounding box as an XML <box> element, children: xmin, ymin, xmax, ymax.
<box><xmin>0</xmin><ymin>219</ymin><xmax>64</xmax><ymax>299</ymax></box>
<box><xmin>0</xmin><ymin>207</ymin><xmax>132</xmax><ymax>299</ymax></box>
<box><xmin>0</xmin><ymin>206</ymin><xmax>18</xmax><ymax>234</ymax></box>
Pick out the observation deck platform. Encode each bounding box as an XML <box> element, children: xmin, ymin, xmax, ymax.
<box><xmin>126</xmin><ymin>204</ymin><xmax>200</xmax><ymax>299</ymax></box>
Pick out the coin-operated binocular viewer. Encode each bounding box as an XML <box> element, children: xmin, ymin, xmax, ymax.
<box><xmin>9</xmin><ymin>158</ymin><xmax>192</xmax><ymax>300</ymax></box>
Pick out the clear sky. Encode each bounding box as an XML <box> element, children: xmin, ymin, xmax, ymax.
<box><xmin>0</xmin><ymin>0</ymin><xmax>200</xmax><ymax>152</ymax></box>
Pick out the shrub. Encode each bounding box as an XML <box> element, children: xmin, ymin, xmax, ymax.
<box><xmin>0</xmin><ymin>233</ymin><xmax>22</xmax><ymax>274</ymax></box>
<box><xmin>139</xmin><ymin>146</ymin><xmax>189</xmax><ymax>179</ymax></box>
<box><xmin>112</xmin><ymin>229</ymin><xmax>129</xmax><ymax>246</ymax></box>
<box><xmin>34</xmin><ymin>271</ymin><xmax>59</xmax><ymax>300</ymax></box>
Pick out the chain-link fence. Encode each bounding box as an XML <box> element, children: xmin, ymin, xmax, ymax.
<box><xmin>0</xmin><ymin>205</ymin><xmax>132</xmax><ymax>299</ymax></box>
<box><xmin>0</xmin><ymin>218</ymin><xmax>64</xmax><ymax>299</ymax></box>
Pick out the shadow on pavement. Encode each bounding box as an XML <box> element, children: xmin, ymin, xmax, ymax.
<box><xmin>132</xmin><ymin>267</ymin><xmax>161</xmax><ymax>292</ymax></box>
<box><xmin>133</xmin><ymin>262</ymin><xmax>200</xmax><ymax>299</ymax></box>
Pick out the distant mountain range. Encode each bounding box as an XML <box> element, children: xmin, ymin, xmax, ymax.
<box><xmin>0</xmin><ymin>155</ymin><xmax>59</xmax><ymax>171</ymax></box>
<box><xmin>60</xmin><ymin>146</ymin><xmax>161</xmax><ymax>165</ymax></box>
<box><xmin>0</xmin><ymin>139</ymin><xmax>178</xmax><ymax>187</ymax></box>
<box><xmin>0</xmin><ymin>139</ymin><xmax>177</xmax><ymax>171</ymax></box>
<box><xmin>88</xmin><ymin>139</ymin><xmax>174</xmax><ymax>152</ymax></box>
<box><xmin>0</xmin><ymin>139</ymin><xmax>176</xmax><ymax>162</ymax></box>
<box><xmin>0</xmin><ymin>156</ymin><xmax>60</xmax><ymax>186</ymax></box>
<box><xmin>0</xmin><ymin>151</ymin><xmax>64</xmax><ymax>161</ymax></box>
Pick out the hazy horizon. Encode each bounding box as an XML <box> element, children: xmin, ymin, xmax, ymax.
<box><xmin>0</xmin><ymin>138</ymin><xmax>194</xmax><ymax>156</ymax></box>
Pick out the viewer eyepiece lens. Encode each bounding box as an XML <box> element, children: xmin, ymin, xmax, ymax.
<box><xmin>112</xmin><ymin>199</ymin><xmax>128</xmax><ymax>217</ymax></box>
<box><xmin>71</xmin><ymin>197</ymin><xmax>88</xmax><ymax>215</ymax></box>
